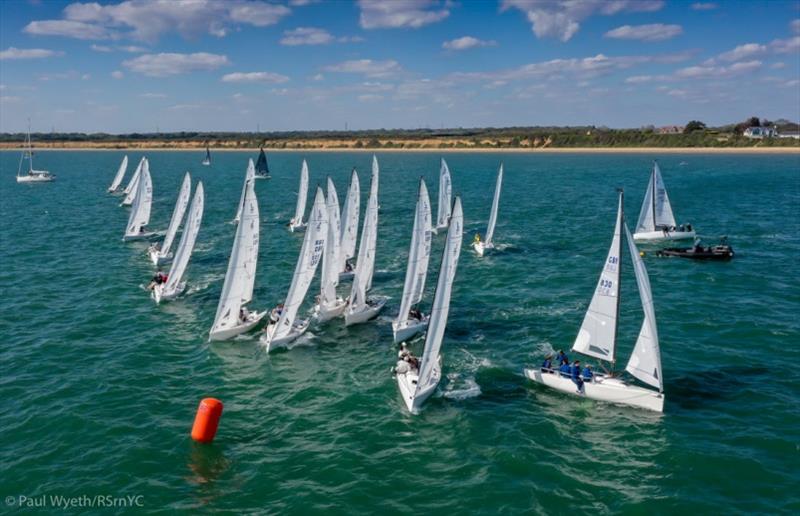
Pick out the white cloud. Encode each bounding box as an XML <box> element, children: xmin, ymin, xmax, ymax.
<box><xmin>625</xmin><ymin>75</ymin><xmax>654</xmax><ymax>84</ymax></box>
<box><xmin>500</xmin><ymin>0</ymin><xmax>664</xmax><ymax>42</ymax></box>
<box><xmin>139</xmin><ymin>92</ymin><xmax>166</xmax><ymax>98</ymax></box>
<box><xmin>111</xmin><ymin>70</ymin><xmax>124</xmax><ymax>79</ymax></box>
<box><xmin>690</xmin><ymin>2</ymin><xmax>717</xmax><ymax>10</ymax></box>
<box><xmin>312</xmin><ymin>73</ymin><xmax>324</xmax><ymax>81</ymax></box>
<box><xmin>782</xmin><ymin>79</ymin><xmax>800</xmax><ymax>88</ymax></box>
<box><xmin>791</xmin><ymin>19</ymin><xmax>800</xmax><ymax>34</ymax></box>
<box><xmin>771</xmin><ymin>62</ymin><xmax>785</xmax><ymax>69</ymax></box>
<box><xmin>358</xmin><ymin>94</ymin><xmax>384</xmax><ymax>102</ymax></box>
<box><xmin>442</xmin><ymin>36</ymin><xmax>497</xmax><ymax>51</ymax></box>
<box><xmin>281</xmin><ymin>27</ymin><xmax>334</xmax><ymax>46</ymax></box>
<box><xmin>91</xmin><ymin>44</ymin><xmax>113</xmax><ymax>52</ymax></box>
<box><xmin>123</xmin><ymin>52</ymin><xmax>230</xmax><ymax>77</ymax></box>
<box><xmin>221</xmin><ymin>71</ymin><xmax>290</xmax><ymax>83</ymax></box>
<box><xmin>324</xmin><ymin>59</ymin><xmax>402</xmax><ymax>78</ymax></box>
<box><xmin>167</xmin><ymin>104</ymin><xmax>202</xmax><ymax>111</ymax></box>
<box><xmin>772</xmin><ymin>36</ymin><xmax>800</xmax><ymax>54</ymax></box>
<box><xmin>718</xmin><ymin>43</ymin><xmax>766</xmax><ymax>62</ymax></box>
<box><xmin>0</xmin><ymin>95</ymin><xmax>22</xmax><ymax>103</ymax></box>
<box><xmin>605</xmin><ymin>24</ymin><xmax>682</xmax><ymax>42</ymax></box>
<box><xmin>289</xmin><ymin>0</ymin><xmax>320</xmax><ymax>5</ymax></box>
<box><xmin>25</xmin><ymin>19</ymin><xmax>113</xmax><ymax>40</ymax></box>
<box><xmin>82</xmin><ymin>73</ymin><xmax>91</xmax><ymax>80</ymax></box>
<box><xmin>0</xmin><ymin>47</ymin><xmax>62</xmax><ymax>60</ymax></box>
<box><xmin>675</xmin><ymin>60</ymin><xmax>762</xmax><ymax>79</ymax></box>
<box><xmin>120</xmin><ymin>45</ymin><xmax>147</xmax><ymax>53</ymax></box>
<box><xmin>358</xmin><ymin>0</ymin><xmax>449</xmax><ymax>29</ymax></box>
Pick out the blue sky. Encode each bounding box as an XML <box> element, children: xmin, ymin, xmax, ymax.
<box><xmin>1</xmin><ymin>0</ymin><xmax>798</xmax><ymax>133</ymax></box>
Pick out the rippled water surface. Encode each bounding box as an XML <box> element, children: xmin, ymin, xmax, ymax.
<box><xmin>1</xmin><ymin>151</ymin><xmax>799</xmax><ymax>513</ymax></box>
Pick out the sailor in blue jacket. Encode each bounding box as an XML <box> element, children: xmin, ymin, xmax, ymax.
<box><xmin>559</xmin><ymin>360</ymin><xmax>571</xmax><ymax>377</ymax></box>
<box><xmin>582</xmin><ymin>365</ymin><xmax>594</xmax><ymax>382</ymax></box>
<box><xmin>541</xmin><ymin>355</ymin><xmax>553</xmax><ymax>372</ymax></box>
<box><xmin>571</xmin><ymin>360</ymin><xmax>584</xmax><ymax>393</ymax></box>
<box><xmin>555</xmin><ymin>350</ymin><xmax>569</xmax><ymax>366</ymax></box>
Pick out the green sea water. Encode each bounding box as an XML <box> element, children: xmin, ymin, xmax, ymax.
<box><xmin>1</xmin><ymin>151</ymin><xmax>799</xmax><ymax>514</ymax></box>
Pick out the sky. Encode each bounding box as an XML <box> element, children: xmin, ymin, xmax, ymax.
<box><xmin>0</xmin><ymin>0</ymin><xmax>799</xmax><ymax>133</ymax></box>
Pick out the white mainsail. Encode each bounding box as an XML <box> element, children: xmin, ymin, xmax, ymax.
<box><xmin>436</xmin><ymin>158</ymin><xmax>452</xmax><ymax>229</ymax></box>
<box><xmin>161</xmin><ymin>182</ymin><xmax>204</xmax><ymax>298</ymax></box>
<box><xmin>157</xmin><ymin>172</ymin><xmax>191</xmax><ymax>259</ymax></box>
<box><xmin>348</xmin><ymin>172</ymin><xmax>378</xmax><ymax>313</ymax></box>
<box><xmin>291</xmin><ymin>160</ymin><xmax>309</xmax><ymax>226</ymax></box>
<box><xmin>233</xmin><ymin>159</ymin><xmax>256</xmax><ymax>224</ymax></box>
<box><xmin>484</xmin><ymin>164</ymin><xmax>503</xmax><ymax>246</ymax></box>
<box><xmin>272</xmin><ymin>187</ymin><xmax>328</xmax><ymax>341</ymax></box>
<box><xmin>366</xmin><ymin>157</ymin><xmax>379</xmax><ymax>291</ymax></box>
<box><xmin>108</xmin><ymin>155</ymin><xmax>128</xmax><ymax>192</ymax></box>
<box><xmin>124</xmin><ymin>159</ymin><xmax>152</xmax><ymax>237</ymax></box>
<box><xmin>572</xmin><ymin>192</ymin><xmax>623</xmax><ymax>364</ymax></box>
<box><xmin>635</xmin><ymin>161</ymin><xmax>677</xmax><ymax>233</ymax></box>
<box><xmin>122</xmin><ymin>157</ymin><xmax>145</xmax><ymax>205</ymax></box>
<box><xmin>395</xmin><ymin>178</ymin><xmax>433</xmax><ymax>327</ymax></box>
<box><xmin>340</xmin><ymin>168</ymin><xmax>360</xmax><ymax>269</ymax></box>
<box><xmin>624</xmin><ymin>223</ymin><xmax>664</xmax><ymax>391</ymax></box>
<box><xmin>320</xmin><ymin>177</ymin><xmax>342</xmax><ymax>306</ymax></box>
<box><xmin>210</xmin><ymin>178</ymin><xmax>260</xmax><ymax>336</ymax></box>
<box><xmin>416</xmin><ymin>196</ymin><xmax>463</xmax><ymax>398</ymax></box>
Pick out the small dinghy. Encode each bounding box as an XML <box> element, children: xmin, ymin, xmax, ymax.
<box><xmin>339</xmin><ymin>167</ymin><xmax>360</xmax><ymax>281</ymax></box>
<box><xmin>209</xmin><ymin>169</ymin><xmax>266</xmax><ymax>341</ymax></box>
<box><xmin>313</xmin><ymin>177</ymin><xmax>348</xmax><ymax>322</ymax></box>
<box><xmin>633</xmin><ymin>161</ymin><xmax>695</xmax><ymax>243</ymax></box>
<box><xmin>525</xmin><ymin>190</ymin><xmax>666</xmax><ymax>413</ymax></box>
<box><xmin>16</xmin><ymin>123</ymin><xmax>55</xmax><ymax>183</ymax></box>
<box><xmin>122</xmin><ymin>159</ymin><xmax>154</xmax><ymax>241</ymax></box>
<box><xmin>472</xmin><ymin>163</ymin><xmax>503</xmax><ymax>257</ymax></box>
<box><xmin>232</xmin><ymin>159</ymin><xmax>256</xmax><ymax>224</ymax></box>
<box><xmin>255</xmin><ymin>147</ymin><xmax>270</xmax><ymax>179</ymax></box>
<box><xmin>392</xmin><ymin>178</ymin><xmax>433</xmax><ymax>343</ymax></box>
<box><xmin>107</xmin><ymin>155</ymin><xmax>128</xmax><ymax>193</ymax></box>
<box><xmin>344</xmin><ymin>161</ymin><xmax>386</xmax><ymax>325</ymax></box>
<box><xmin>287</xmin><ymin>160</ymin><xmax>309</xmax><ymax>232</ymax></box>
<box><xmin>434</xmin><ymin>158</ymin><xmax>452</xmax><ymax>233</ymax></box>
<box><xmin>148</xmin><ymin>172</ymin><xmax>191</xmax><ymax>266</ymax></box>
<box><xmin>262</xmin><ymin>187</ymin><xmax>328</xmax><ymax>351</ymax></box>
<box><xmin>201</xmin><ymin>145</ymin><xmax>211</xmax><ymax>166</ymax></box>
<box><xmin>152</xmin><ymin>182</ymin><xmax>204</xmax><ymax>304</ymax></box>
<box><xmin>656</xmin><ymin>238</ymin><xmax>734</xmax><ymax>260</ymax></box>
<box><xmin>395</xmin><ymin>196</ymin><xmax>463</xmax><ymax>414</ymax></box>
<box><xmin>121</xmin><ymin>157</ymin><xmax>145</xmax><ymax>207</ymax></box>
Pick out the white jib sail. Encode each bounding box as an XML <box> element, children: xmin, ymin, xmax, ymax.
<box><xmin>436</xmin><ymin>158</ymin><xmax>452</xmax><ymax>229</ymax></box>
<box><xmin>274</xmin><ymin>187</ymin><xmax>328</xmax><ymax>341</ymax></box>
<box><xmin>340</xmin><ymin>168</ymin><xmax>360</xmax><ymax>268</ymax></box>
<box><xmin>122</xmin><ymin>157</ymin><xmax>145</xmax><ymax>204</ymax></box>
<box><xmin>292</xmin><ymin>160</ymin><xmax>309</xmax><ymax>225</ymax></box>
<box><xmin>234</xmin><ymin>159</ymin><xmax>256</xmax><ymax>224</ymax></box>
<box><xmin>348</xmin><ymin>174</ymin><xmax>378</xmax><ymax>312</ymax></box>
<box><xmin>484</xmin><ymin>164</ymin><xmax>503</xmax><ymax>246</ymax></box>
<box><xmin>572</xmin><ymin>192</ymin><xmax>623</xmax><ymax>363</ymax></box>
<box><xmin>163</xmin><ymin>182</ymin><xmax>204</xmax><ymax>297</ymax></box>
<box><xmin>321</xmin><ymin>177</ymin><xmax>342</xmax><ymax>306</ymax></box>
<box><xmin>125</xmin><ymin>159</ymin><xmax>152</xmax><ymax>237</ymax></box>
<box><xmin>416</xmin><ymin>196</ymin><xmax>464</xmax><ymax>398</ymax></box>
<box><xmin>366</xmin><ymin>158</ymin><xmax>379</xmax><ymax>292</ymax></box>
<box><xmin>108</xmin><ymin>155</ymin><xmax>128</xmax><ymax>192</ymax></box>
<box><xmin>370</xmin><ymin>155</ymin><xmax>379</xmax><ymax>202</ymax></box>
<box><xmin>158</xmin><ymin>172</ymin><xmax>191</xmax><ymax>259</ymax></box>
<box><xmin>211</xmin><ymin>178</ymin><xmax>260</xmax><ymax>335</ymax></box>
<box><xmin>395</xmin><ymin>178</ymin><xmax>433</xmax><ymax>327</ymax></box>
<box><xmin>624</xmin><ymin>223</ymin><xmax>664</xmax><ymax>391</ymax></box>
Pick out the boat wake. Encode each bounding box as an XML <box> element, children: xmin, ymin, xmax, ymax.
<box><xmin>442</xmin><ymin>374</ymin><xmax>481</xmax><ymax>400</ymax></box>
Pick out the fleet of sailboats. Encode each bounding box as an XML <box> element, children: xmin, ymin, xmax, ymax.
<box><xmin>148</xmin><ymin>172</ymin><xmax>191</xmax><ymax>266</ymax></box>
<box><xmin>287</xmin><ymin>160</ymin><xmax>309</xmax><ymax>232</ymax></box>
<box><xmin>633</xmin><ymin>161</ymin><xmax>695</xmax><ymax>242</ymax></box>
<box><xmin>107</xmin><ymin>156</ymin><xmax>128</xmax><ymax>193</ymax></box>
<box><xmin>472</xmin><ymin>164</ymin><xmax>503</xmax><ymax>256</ymax></box>
<box><xmin>16</xmin><ymin>123</ymin><xmax>55</xmax><ymax>183</ymax></box>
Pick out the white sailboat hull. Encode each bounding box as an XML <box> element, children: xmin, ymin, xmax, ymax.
<box><xmin>392</xmin><ymin>317</ymin><xmax>429</xmax><ymax>343</ymax></box>
<box><xmin>472</xmin><ymin>241</ymin><xmax>494</xmax><ymax>256</ymax></box>
<box><xmin>151</xmin><ymin>282</ymin><xmax>185</xmax><ymax>304</ymax></box>
<box><xmin>148</xmin><ymin>246</ymin><xmax>172</xmax><ymax>266</ymax></box>
<box><xmin>17</xmin><ymin>173</ymin><xmax>55</xmax><ymax>183</ymax></box>
<box><xmin>344</xmin><ymin>297</ymin><xmax>387</xmax><ymax>326</ymax></box>
<box><xmin>338</xmin><ymin>270</ymin><xmax>355</xmax><ymax>281</ymax></box>
<box><xmin>396</xmin><ymin>356</ymin><xmax>441</xmax><ymax>414</ymax></box>
<box><xmin>288</xmin><ymin>221</ymin><xmax>307</xmax><ymax>233</ymax></box>
<box><xmin>313</xmin><ymin>298</ymin><xmax>348</xmax><ymax>322</ymax></box>
<box><xmin>524</xmin><ymin>368</ymin><xmax>664</xmax><ymax>413</ymax></box>
<box><xmin>260</xmin><ymin>318</ymin><xmax>311</xmax><ymax>352</ymax></box>
<box><xmin>209</xmin><ymin>311</ymin><xmax>267</xmax><ymax>341</ymax></box>
<box><xmin>633</xmin><ymin>229</ymin><xmax>695</xmax><ymax>243</ymax></box>
<box><xmin>123</xmin><ymin>231</ymin><xmax>155</xmax><ymax>242</ymax></box>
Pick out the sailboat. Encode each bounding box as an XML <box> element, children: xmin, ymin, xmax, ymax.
<box><xmin>524</xmin><ymin>191</ymin><xmax>665</xmax><ymax>413</ymax></box>
<box><xmin>633</xmin><ymin>161</ymin><xmax>695</xmax><ymax>242</ymax></box>
<box><xmin>288</xmin><ymin>160</ymin><xmax>309</xmax><ymax>232</ymax></box>
<box><xmin>434</xmin><ymin>158</ymin><xmax>452</xmax><ymax>233</ymax></box>
<box><xmin>472</xmin><ymin>164</ymin><xmax>503</xmax><ymax>256</ymax></box>
<box><xmin>261</xmin><ymin>187</ymin><xmax>328</xmax><ymax>351</ymax></box>
<box><xmin>339</xmin><ymin>167</ymin><xmax>360</xmax><ymax>280</ymax></box>
<box><xmin>344</xmin><ymin>161</ymin><xmax>386</xmax><ymax>325</ymax></box>
<box><xmin>209</xmin><ymin>174</ymin><xmax>266</xmax><ymax>341</ymax></box>
<box><xmin>365</xmin><ymin>155</ymin><xmax>379</xmax><ymax>292</ymax></box>
<box><xmin>16</xmin><ymin>123</ymin><xmax>55</xmax><ymax>183</ymax></box>
<box><xmin>313</xmin><ymin>177</ymin><xmax>348</xmax><ymax>321</ymax></box>
<box><xmin>121</xmin><ymin>157</ymin><xmax>145</xmax><ymax>207</ymax></box>
<box><xmin>232</xmin><ymin>159</ymin><xmax>256</xmax><ymax>224</ymax></box>
<box><xmin>107</xmin><ymin>156</ymin><xmax>128</xmax><ymax>193</ymax></box>
<box><xmin>148</xmin><ymin>172</ymin><xmax>191</xmax><ymax>266</ymax></box>
<box><xmin>392</xmin><ymin>178</ymin><xmax>433</xmax><ymax>343</ymax></box>
<box><xmin>122</xmin><ymin>158</ymin><xmax>153</xmax><ymax>241</ymax></box>
<box><xmin>395</xmin><ymin>196</ymin><xmax>464</xmax><ymax>414</ymax></box>
<box><xmin>255</xmin><ymin>147</ymin><xmax>270</xmax><ymax>179</ymax></box>
<box><xmin>201</xmin><ymin>145</ymin><xmax>211</xmax><ymax>166</ymax></box>
<box><xmin>152</xmin><ymin>182</ymin><xmax>204</xmax><ymax>304</ymax></box>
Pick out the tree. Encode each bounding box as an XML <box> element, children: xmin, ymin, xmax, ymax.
<box><xmin>683</xmin><ymin>120</ymin><xmax>707</xmax><ymax>133</ymax></box>
<box><xmin>747</xmin><ymin>116</ymin><xmax>760</xmax><ymax>127</ymax></box>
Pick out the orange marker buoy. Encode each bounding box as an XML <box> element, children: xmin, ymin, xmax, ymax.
<box><xmin>191</xmin><ymin>398</ymin><xmax>223</xmax><ymax>443</ymax></box>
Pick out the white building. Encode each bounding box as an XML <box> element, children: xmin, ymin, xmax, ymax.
<box><xmin>743</xmin><ymin>126</ymin><xmax>776</xmax><ymax>139</ymax></box>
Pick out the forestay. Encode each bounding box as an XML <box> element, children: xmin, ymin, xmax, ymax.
<box><xmin>124</xmin><ymin>159</ymin><xmax>152</xmax><ymax>237</ymax></box>
<box><xmin>436</xmin><ymin>158</ymin><xmax>452</xmax><ymax>229</ymax></box>
<box><xmin>108</xmin><ymin>155</ymin><xmax>128</xmax><ymax>192</ymax></box>
<box><xmin>122</xmin><ymin>157</ymin><xmax>145</xmax><ymax>205</ymax></box>
<box><xmin>292</xmin><ymin>160</ymin><xmax>309</xmax><ymax>225</ymax></box>
<box><xmin>320</xmin><ymin>177</ymin><xmax>342</xmax><ymax>306</ymax></box>
<box><xmin>484</xmin><ymin>164</ymin><xmax>503</xmax><ymax>246</ymax></box>
<box><xmin>340</xmin><ymin>168</ymin><xmax>360</xmax><ymax>269</ymax></box>
<box><xmin>348</xmin><ymin>173</ymin><xmax>378</xmax><ymax>313</ymax></box>
<box><xmin>273</xmin><ymin>188</ymin><xmax>328</xmax><ymax>341</ymax></box>
<box><xmin>624</xmin><ymin>223</ymin><xmax>664</xmax><ymax>391</ymax></box>
<box><xmin>572</xmin><ymin>192</ymin><xmax>623</xmax><ymax>363</ymax></box>
<box><xmin>234</xmin><ymin>159</ymin><xmax>256</xmax><ymax>223</ymax></box>
<box><xmin>416</xmin><ymin>196</ymin><xmax>463</xmax><ymax>398</ymax></box>
<box><xmin>395</xmin><ymin>178</ymin><xmax>433</xmax><ymax>327</ymax></box>
<box><xmin>158</xmin><ymin>172</ymin><xmax>191</xmax><ymax>259</ymax></box>
<box><xmin>636</xmin><ymin>161</ymin><xmax>676</xmax><ymax>233</ymax></box>
<box><xmin>162</xmin><ymin>182</ymin><xmax>204</xmax><ymax>297</ymax></box>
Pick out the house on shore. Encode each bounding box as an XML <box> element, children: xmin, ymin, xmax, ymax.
<box><xmin>743</xmin><ymin>126</ymin><xmax>777</xmax><ymax>139</ymax></box>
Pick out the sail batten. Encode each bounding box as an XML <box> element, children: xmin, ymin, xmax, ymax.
<box><xmin>484</xmin><ymin>164</ymin><xmax>503</xmax><ymax>246</ymax></box>
<box><xmin>396</xmin><ymin>179</ymin><xmax>433</xmax><ymax>326</ymax></box>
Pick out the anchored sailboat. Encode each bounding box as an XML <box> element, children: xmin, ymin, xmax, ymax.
<box><xmin>288</xmin><ymin>159</ymin><xmax>309</xmax><ymax>232</ymax></box>
<box><xmin>392</xmin><ymin>178</ymin><xmax>433</xmax><ymax>343</ymax></box>
<box><xmin>473</xmin><ymin>164</ymin><xmax>503</xmax><ymax>256</ymax></box>
<box><xmin>107</xmin><ymin>156</ymin><xmax>128</xmax><ymax>193</ymax></box>
<box><xmin>524</xmin><ymin>191</ymin><xmax>665</xmax><ymax>412</ymax></box>
<box><xmin>16</xmin><ymin>122</ymin><xmax>55</xmax><ymax>183</ymax></box>
<box><xmin>633</xmin><ymin>161</ymin><xmax>695</xmax><ymax>242</ymax></box>
<box><xmin>314</xmin><ymin>177</ymin><xmax>348</xmax><ymax>322</ymax></box>
<box><xmin>255</xmin><ymin>147</ymin><xmax>270</xmax><ymax>179</ymax></box>
<box><xmin>122</xmin><ymin>159</ymin><xmax>153</xmax><ymax>241</ymax></box>
<box><xmin>395</xmin><ymin>196</ymin><xmax>463</xmax><ymax>414</ymax></box>
<box><xmin>152</xmin><ymin>182</ymin><xmax>204</xmax><ymax>304</ymax></box>
<box><xmin>434</xmin><ymin>158</ymin><xmax>452</xmax><ymax>233</ymax></box>
<box><xmin>121</xmin><ymin>157</ymin><xmax>145</xmax><ymax>207</ymax></box>
<box><xmin>262</xmin><ymin>187</ymin><xmax>328</xmax><ymax>351</ymax></box>
<box><xmin>232</xmin><ymin>159</ymin><xmax>256</xmax><ymax>224</ymax></box>
<box><xmin>148</xmin><ymin>172</ymin><xmax>191</xmax><ymax>266</ymax></box>
<box><xmin>201</xmin><ymin>145</ymin><xmax>211</xmax><ymax>166</ymax></box>
<box><xmin>209</xmin><ymin>175</ymin><xmax>266</xmax><ymax>341</ymax></box>
<box><xmin>339</xmin><ymin>168</ymin><xmax>360</xmax><ymax>280</ymax></box>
